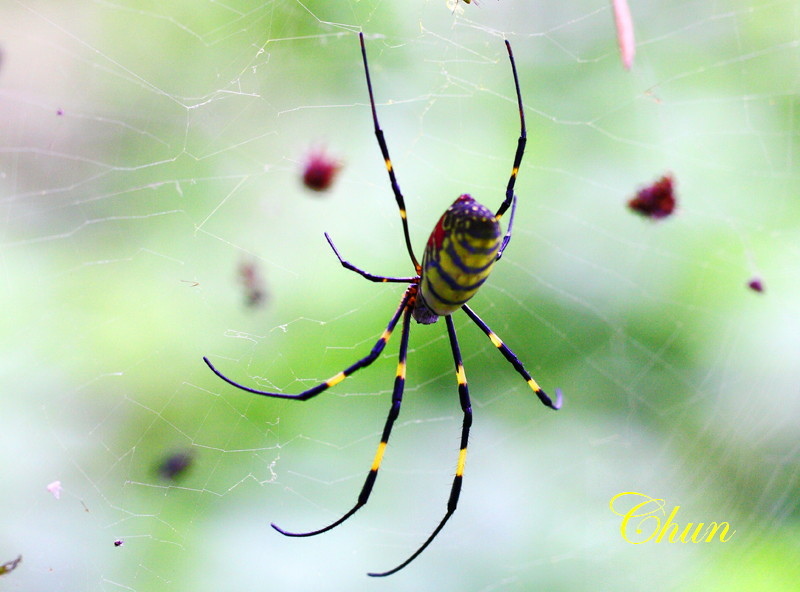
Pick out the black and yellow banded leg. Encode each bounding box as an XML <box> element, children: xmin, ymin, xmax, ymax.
<box><xmin>461</xmin><ymin>304</ymin><xmax>562</xmax><ymax>410</ymax></box>
<box><xmin>325</xmin><ymin>232</ymin><xmax>419</xmax><ymax>284</ymax></box>
<box><xmin>273</xmin><ymin>307</ymin><xmax>413</xmax><ymax>538</ymax></box>
<box><xmin>202</xmin><ymin>287</ymin><xmax>414</xmax><ymax>401</ymax></box>
<box><xmin>368</xmin><ymin>314</ymin><xmax>473</xmax><ymax>577</ymax></box>
<box><xmin>495</xmin><ymin>194</ymin><xmax>517</xmax><ymax>262</ymax></box>
<box><xmin>358</xmin><ymin>32</ymin><xmax>421</xmax><ymax>272</ymax></box>
<box><xmin>496</xmin><ymin>39</ymin><xmax>527</xmax><ymax>222</ymax></box>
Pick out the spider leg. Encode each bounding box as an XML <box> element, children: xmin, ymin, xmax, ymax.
<box><xmin>495</xmin><ymin>193</ymin><xmax>517</xmax><ymax>261</ymax></box>
<box><xmin>273</xmin><ymin>306</ymin><xmax>412</xmax><ymax>539</ymax></box>
<box><xmin>495</xmin><ymin>39</ymin><xmax>527</xmax><ymax>222</ymax></box>
<box><xmin>359</xmin><ymin>32</ymin><xmax>421</xmax><ymax>273</ymax></box>
<box><xmin>368</xmin><ymin>314</ymin><xmax>472</xmax><ymax>577</ymax></box>
<box><xmin>202</xmin><ymin>287</ymin><xmax>414</xmax><ymax>400</ymax></box>
<box><xmin>325</xmin><ymin>233</ymin><xmax>418</xmax><ymax>283</ymax></box>
<box><xmin>462</xmin><ymin>304</ymin><xmax>562</xmax><ymax>410</ymax></box>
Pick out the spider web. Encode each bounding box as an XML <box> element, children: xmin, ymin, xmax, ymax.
<box><xmin>2</xmin><ymin>1</ymin><xmax>799</xmax><ymax>591</ymax></box>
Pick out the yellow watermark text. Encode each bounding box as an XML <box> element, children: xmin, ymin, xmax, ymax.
<box><xmin>610</xmin><ymin>492</ymin><xmax>736</xmax><ymax>544</ymax></box>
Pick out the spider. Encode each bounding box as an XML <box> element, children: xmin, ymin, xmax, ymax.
<box><xmin>203</xmin><ymin>32</ymin><xmax>561</xmax><ymax>577</ymax></box>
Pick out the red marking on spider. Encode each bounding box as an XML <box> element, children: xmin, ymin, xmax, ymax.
<box><xmin>628</xmin><ymin>174</ymin><xmax>676</xmax><ymax>219</ymax></box>
<box><xmin>428</xmin><ymin>216</ymin><xmax>447</xmax><ymax>251</ymax></box>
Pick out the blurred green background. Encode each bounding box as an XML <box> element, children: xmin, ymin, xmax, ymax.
<box><xmin>2</xmin><ymin>1</ymin><xmax>799</xmax><ymax>590</ymax></box>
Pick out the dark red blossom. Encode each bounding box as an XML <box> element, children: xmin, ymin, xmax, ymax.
<box><xmin>628</xmin><ymin>174</ymin><xmax>676</xmax><ymax>219</ymax></box>
<box><xmin>238</xmin><ymin>259</ymin><xmax>267</xmax><ymax>307</ymax></box>
<box><xmin>156</xmin><ymin>450</ymin><xmax>194</xmax><ymax>481</ymax></box>
<box><xmin>747</xmin><ymin>277</ymin><xmax>764</xmax><ymax>293</ymax></box>
<box><xmin>302</xmin><ymin>147</ymin><xmax>341</xmax><ymax>192</ymax></box>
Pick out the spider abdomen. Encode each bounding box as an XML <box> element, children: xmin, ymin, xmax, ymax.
<box><xmin>414</xmin><ymin>194</ymin><xmax>501</xmax><ymax>324</ymax></box>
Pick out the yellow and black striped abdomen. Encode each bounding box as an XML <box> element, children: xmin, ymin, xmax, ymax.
<box><xmin>413</xmin><ymin>194</ymin><xmax>501</xmax><ymax>324</ymax></box>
